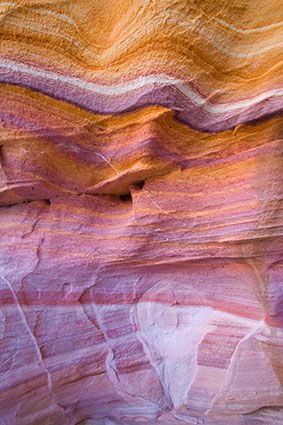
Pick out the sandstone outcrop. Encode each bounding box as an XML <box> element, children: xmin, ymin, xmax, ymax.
<box><xmin>0</xmin><ymin>1</ymin><xmax>282</xmax><ymax>424</ymax></box>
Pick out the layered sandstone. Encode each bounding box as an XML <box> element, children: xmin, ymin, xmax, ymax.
<box><xmin>0</xmin><ymin>1</ymin><xmax>282</xmax><ymax>424</ymax></box>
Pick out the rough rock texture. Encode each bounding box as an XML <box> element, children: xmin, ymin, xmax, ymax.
<box><xmin>0</xmin><ymin>1</ymin><xmax>282</xmax><ymax>424</ymax></box>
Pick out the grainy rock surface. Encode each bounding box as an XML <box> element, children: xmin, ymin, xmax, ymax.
<box><xmin>0</xmin><ymin>1</ymin><xmax>282</xmax><ymax>424</ymax></box>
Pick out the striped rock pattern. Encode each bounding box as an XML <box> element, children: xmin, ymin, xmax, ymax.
<box><xmin>0</xmin><ymin>1</ymin><xmax>282</xmax><ymax>424</ymax></box>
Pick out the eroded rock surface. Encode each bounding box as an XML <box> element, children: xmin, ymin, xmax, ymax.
<box><xmin>0</xmin><ymin>1</ymin><xmax>282</xmax><ymax>424</ymax></box>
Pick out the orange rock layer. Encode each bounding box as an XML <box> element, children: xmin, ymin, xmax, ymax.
<box><xmin>0</xmin><ymin>1</ymin><xmax>282</xmax><ymax>425</ymax></box>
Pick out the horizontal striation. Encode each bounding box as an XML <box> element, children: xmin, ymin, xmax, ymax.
<box><xmin>0</xmin><ymin>1</ymin><xmax>282</xmax><ymax>130</ymax></box>
<box><xmin>0</xmin><ymin>1</ymin><xmax>282</xmax><ymax>425</ymax></box>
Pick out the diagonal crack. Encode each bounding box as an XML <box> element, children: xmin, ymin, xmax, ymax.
<box><xmin>1</xmin><ymin>276</ymin><xmax>70</xmax><ymax>423</ymax></box>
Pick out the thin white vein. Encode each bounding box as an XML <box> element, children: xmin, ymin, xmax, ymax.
<box><xmin>164</xmin><ymin>15</ymin><xmax>283</xmax><ymax>58</ymax></box>
<box><xmin>0</xmin><ymin>60</ymin><xmax>282</xmax><ymax>115</ymax></box>
<box><xmin>36</xmin><ymin>8</ymin><xmax>76</xmax><ymax>26</ymax></box>
<box><xmin>215</xmin><ymin>18</ymin><xmax>283</xmax><ymax>34</ymax></box>
<box><xmin>4</xmin><ymin>9</ymin><xmax>283</xmax><ymax>59</ymax></box>
<box><xmin>0</xmin><ymin>1</ymin><xmax>15</xmax><ymax>7</ymax></box>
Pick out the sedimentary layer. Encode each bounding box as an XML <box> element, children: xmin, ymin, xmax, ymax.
<box><xmin>0</xmin><ymin>1</ymin><xmax>282</xmax><ymax>425</ymax></box>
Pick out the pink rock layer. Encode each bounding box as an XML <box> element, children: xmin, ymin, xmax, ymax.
<box><xmin>0</xmin><ymin>0</ymin><xmax>283</xmax><ymax>424</ymax></box>
<box><xmin>1</xmin><ymin>126</ymin><xmax>282</xmax><ymax>423</ymax></box>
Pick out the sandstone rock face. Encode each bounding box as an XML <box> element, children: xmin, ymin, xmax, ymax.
<box><xmin>0</xmin><ymin>1</ymin><xmax>282</xmax><ymax>424</ymax></box>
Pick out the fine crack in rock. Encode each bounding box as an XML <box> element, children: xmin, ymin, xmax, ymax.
<box><xmin>0</xmin><ymin>1</ymin><xmax>282</xmax><ymax>424</ymax></box>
